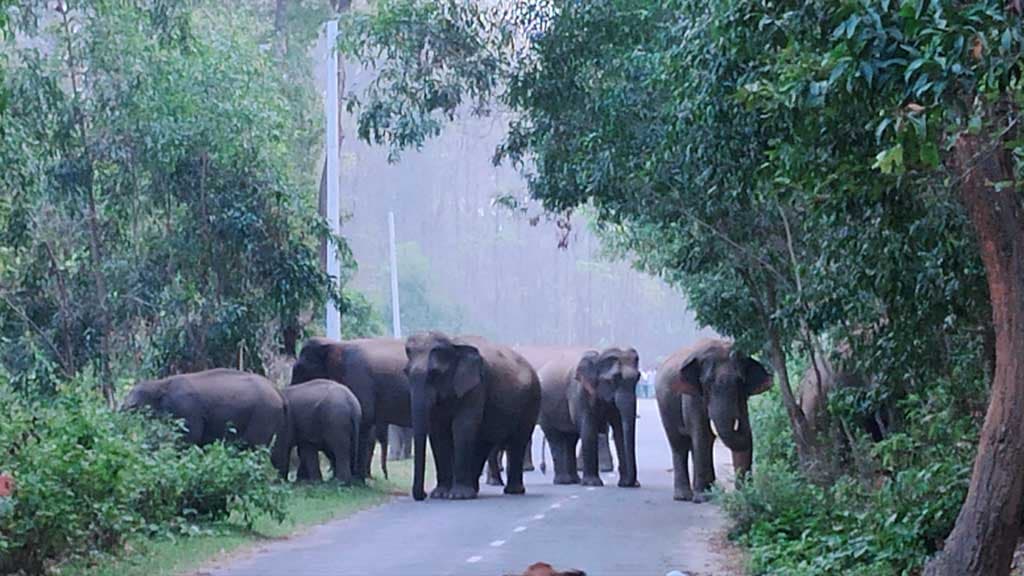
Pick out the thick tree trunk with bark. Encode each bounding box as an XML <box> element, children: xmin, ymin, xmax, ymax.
<box><xmin>924</xmin><ymin>131</ymin><xmax>1024</xmax><ymax>576</ymax></box>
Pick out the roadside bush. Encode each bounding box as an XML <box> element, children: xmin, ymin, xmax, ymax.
<box><xmin>724</xmin><ymin>379</ymin><xmax>978</xmax><ymax>576</ymax></box>
<box><xmin>0</xmin><ymin>376</ymin><xmax>286</xmax><ymax>574</ymax></box>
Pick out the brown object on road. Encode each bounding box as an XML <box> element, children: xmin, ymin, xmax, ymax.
<box><xmin>506</xmin><ymin>561</ymin><xmax>586</xmax><ymax>576</ymax></box>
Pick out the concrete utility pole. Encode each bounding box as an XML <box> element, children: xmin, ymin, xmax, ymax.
<box><xmin>324</xmin><ymin>20</ymin><xmax>341</xmax><ymax>340</ymax></box>
<box><xmin>388</xmin><ymin>211</ymin><xmax>402</xmax><ymax>338</ymax></box>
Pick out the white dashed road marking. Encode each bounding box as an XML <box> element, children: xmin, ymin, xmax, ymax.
<box><xmin>570</xmin><ymin>495</ymin><xmax>579</xmax><ymax>499</ymax></box>
<box><xmin>490</xmin><ymin>540</ymin><xmax>506</xmax><ymax>547</ymax></box>
<box><xmin>513</xmin><ymin>526</ymin><xmax>527</xmax><ymax>533</ymax></box>
<box><xmin>586</xmin><ymin>487</ymin><xmax>596</xmax><ymax>491</ymax></box>
<box><xmin>466</xmin><ymin>556</ymin><xmax>483</xmax><ymax>564</ymax></box>
<box><xmin>550</xmin><ymin>503</ymin><xmax>561</xmax><ymax>509</ymax></box>
<box><xmin>532</xmin><ymin>514</ymin><xmax>545</xmax><ymax>520</ymax></box>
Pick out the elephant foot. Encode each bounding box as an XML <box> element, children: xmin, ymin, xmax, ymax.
<box><xmin>692</xmin><ymin>490</ymin><xmax>714</xmax><ymax>504</ymax></box>
<box><xmin>430</xmin><ymin>486</ymin><xmax>451</xmax><ymax>500</ymax></box>
<box><xmin>446</xmin><ymin>484</ymin><xmax>478</xmax><ymax>500</ymax></box>
<box><xmin>580</xmin><ymin>475</ymin><xmax>604</xmax><ymax>487</ymax></box>
<box><xmin>674</xmin><ymin>489</ymin><xmax>694</xmax><ymax>502</ymax></box>
<box><xmin>486</xmin><ymin>476</ymin><xmax>504</xmax><ymax>486</ymax></box>
<box><xmin>618</xmin><ymin>478</ymin><xmax>641</xmax><ymax>488</ymax></box>
<box><xmin>553</xmin><ymin>473</ymin><xmax>577</xmax><ymax>485</ymax></box>
<box><xmin>504</xmin><ymin>483</ymin><xmax>526</xmax><ymax>495</ymax></box>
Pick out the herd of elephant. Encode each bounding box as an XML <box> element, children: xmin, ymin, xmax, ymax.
<box><xmin>123</xmin><ymin>333</ymin><xmax>774</xmax><ymax>503</ymax></box>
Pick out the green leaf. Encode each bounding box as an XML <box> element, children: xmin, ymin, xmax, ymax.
<box><xmin>920</xmin><ymin>141</ymin><xmax>940</xmax><ymax>167</ymax></box>
<box><xmin>873</xmin><ymin>143</ymin><xmax>905</xmax><ymax>174</ymax></box>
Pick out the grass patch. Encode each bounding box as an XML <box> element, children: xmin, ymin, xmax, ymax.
<box><xmin>64</xmin><ymin>458</ymin><xmax>420</xmax><ymax>576</ymax></box>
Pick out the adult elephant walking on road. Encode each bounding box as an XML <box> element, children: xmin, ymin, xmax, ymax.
<box><xmin>290</xmin><ymin>337</ymin><xmax>410</xmax><ymax>481</ymax></box>
<box><xmin>519</xmin><ymin>346</ymin><xmax>641</xmax><ymax>488</ymax></box>
<box><xmin>405</xmin><ymin>332</ymin><xmax>541</xmax><ymax>501</ymax></box>
<box><xmin>656</xmin><ymin>339</ymin><xmax>772</xmax><ymax>502</ymax></box>
<box><xmin>122</xmin><ymin>369</ymin><xmax>290</xmax><ymax>477</ymax></box>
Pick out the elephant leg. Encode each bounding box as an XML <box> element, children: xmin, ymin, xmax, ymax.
<box><xmin>694</xmin><ymin>428</ymin><xmax>716</xmax><ymax>492</ymax></box>
<box><xmin>486</xmin><ymin>447</ymin><xmax>504</xmax><ymax>486</ymax></box>
<box><xmin>298</xmin><ymin>444</ymin><xmax>323</xmax><ymax>483</ymax></box>
<box><xmin>183</xmin><ymin>415</ymin><xmax>205</xmax><ymax>446</ymax></box>
<box><xmin>428</xmin><ymin>415</ymin><xmax>454</xmax><ymax>499</ymax></box>
<box><xmin>448</xmin><ymin>414</ymin><xmax>482</xmax><ymax>500</ymax></box>
<box><xmin>504</xmin><ymin>436</ymin><xmax>528</xmax><ymax>496</ymax></box>
<box><xmin>330</xmin><ymin>429</ymin><xmax>354</xmax><ymax>485</ymax></box>
<box><xmin>355</xmin><ymin>423</ymin><xmax>373</xmax><ymax>481</ymax></box>
<box><xmin>598</xmin><ymin>431</ymin><xmax>614</xmax><ymax>473</ymax></box>
<box><xmin>565</xmin><ymin>432</ymin><xmax>581</xmax><ymax>483</ymax></box>
<box><xmin>691</xmin><ymin>425</ymin><xmax>715</xmax><ymax>503</ymax></box>
<box><xmin>544</xmin><ymin>429</ymin><xmax>570</xmax><ymax>484</ymax></box>
<box><xmin>667</xmin><ymin>433</ymin><xmax>693</xmax><ymax>501</ymax></box>
<box><xmin>523</xmin><ymin>435</ymin><xmax>535</xmax><ymax>472</ymax></box>
<box><xmin>471</xmin><ymin>442</ymin><xmax>492</xmax><ymax>494</ymax></box>
<box><xmin>579</xmin><ymin>417</ymin><xmax>604</xmax><ymax>487</ymax></box>
<box><xmin>610</xmin><ymin>418</ymin><xmax>627</xmax><ymax>477</ymax></box>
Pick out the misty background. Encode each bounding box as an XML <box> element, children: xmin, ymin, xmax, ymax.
<box><xmin>335</xmin><ymin>118</ymin><xmax>712</xmax><ymax>369</ymax></box>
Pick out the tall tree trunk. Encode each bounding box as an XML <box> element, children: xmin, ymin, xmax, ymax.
<box><xmin>924</xmin><ymin>131</ymin><xmax>1023</xmax><ymax>576</ymax></box>
<box><xmin>273</xmin><ymin>0</ymin><xmax>288</xmax><ymax>58</ymax></box>
<box><xmin>759</xmin><ymin>280</ymin><xmax>816</xmax><ymax>465</ymax></box>
<box><xmin>59</xmin><ymin>4</ymin><xmax>114</xmax><ymax>405</ymax></box>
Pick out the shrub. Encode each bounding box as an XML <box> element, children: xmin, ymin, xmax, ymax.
<box><xmin>0</xmin><ymin>376</ymin><xmax>286</xmax><ymax>574</ymax></box>
<box><xmin>723</xmin><ymin>378</ymin><xmax>978</xmax><ymax>576</ymax></box>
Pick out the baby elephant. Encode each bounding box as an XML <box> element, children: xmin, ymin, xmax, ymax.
<box><xmin>283</xmin><ymin>379</ymin><xmax>362</xmax><ymax>484</ymax></box>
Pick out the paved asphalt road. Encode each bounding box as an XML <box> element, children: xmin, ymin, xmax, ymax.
<box><xmin>204</xmin><ymin>399</ymin><xmax>740</xmax><ymax>576</ymax></box>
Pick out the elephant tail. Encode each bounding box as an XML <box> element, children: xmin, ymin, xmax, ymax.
<box><xmin>539</xmin><ymin>434</ymin><xmax>547</xmax><ymax>475</ymax></box>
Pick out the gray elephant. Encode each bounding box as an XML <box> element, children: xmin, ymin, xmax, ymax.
<box><xmin>405</xmin><ymin>332</ymin><xmax>541</xmax><ymax>501</ymax></box>
<box><xmin>122</xmin><ymin>368</ymin><xmax>290</xmax><ymax>477</ymax></box>
<box><xmin>799</xmin><ymin>356</ymin><xmax>889</xmax><ymax>443</ymax></box>
<box><xmin>656</xmin><ymin>339</ymin><xmax>772</xmax><ymax>502</ymax></box>
<box><xmin>518</xmin><ymin>346</ymin><xmax>640</xmax><ymax>487</ymax></box>
<box><xmin>282</xmin><ymin>379</ymin><xmax>361</xmax><ymax>484</ymax></box>
<box><xmin>290</xmin><ymin>337</ymin><xmax>411</xmax><ymax>481</ymax></box>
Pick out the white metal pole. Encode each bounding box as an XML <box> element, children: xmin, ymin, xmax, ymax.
<box><xmin>388</xmin><ymin>211</ymin><xmax>402</xmax><ymax>338</ymax></box>
<box><xmin>324</xmin><ymin>20</ymin><xmax>341</xmax><ymax>341</ymax></box>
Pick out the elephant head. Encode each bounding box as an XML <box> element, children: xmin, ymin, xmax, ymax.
<box><xmin>404</xmin><ymin>332</ymin><xmax>484</xmax><ymax>501</ymax></box>
<box><xmin>121</xmin><ymin>378</ymin><xmax>169</xmax><ymax>413</ymax></box>
<box><xmin>674</xmin><ymin>344</ymin><xmax>772</xmax><ymax>452</ymax></box>
<box><xmin>290</xmin><ymin>337</ymin><xmax>337</xmax><ymax>385</ymax></box>
<box><xmin>576</xmin><ymin>347</ymin><xmax>641</xmax><ymax>486</ymax></box>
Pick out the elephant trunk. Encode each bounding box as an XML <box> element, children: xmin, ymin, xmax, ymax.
<box><xmin>270</xmin><ymin>400</ymin><xmax>293</xmax><ymax>480</ymax></box>
<box><xmin>411</xmin><ymin>392</ymin><xmax>430</xmax><ymax>501</ymax></box>
<box><xmin>615</xmin><ymin>392</ymin><xmax>639</xmax><ymax>486</ymax></box>
<box><xmin>709</xmin><ymin>403</ymin><xmax>752</xmax><ymax>453</ymax></box>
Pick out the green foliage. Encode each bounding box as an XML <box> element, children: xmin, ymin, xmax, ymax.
<box><xmin>340</xmin><ymin>288</ymin><xmax>386</xmax><ymax>340</ymax></box>
<box><xmin>0</xmin><ymin>375</ymin><xmax>286</xmax><ymax>574</ymax></box>
<box><xmin>339</xmin><ymin>0</ymin><xmax>511</xmax><ymax>158</ymax></box>
<box><xmin>0</xmin><ymin>1</ymin><xmax>346</xmax><ymax>395</ymax></box>
<box><xmin>377</xmin><ymin>242</ymin><xmax>465</xmax><ymax>335</ymax></box>
<box><xmin>334</xmin><ymin>0</ymin><xmax>1021</xmax><ymax>573</ymax></box>
<box><xmin>725</xmin><ymin>377</ymin><xmax>978</xmax><ymax>575</ymax></box>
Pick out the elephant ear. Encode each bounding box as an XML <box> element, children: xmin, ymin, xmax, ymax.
<box><xmin>452</xmin><ymin>344</ymin><xmax>483</xmax><ymax>398</ymax></box>
<box><xmin>674</xmin><ymin>356</ymin><xmax>703</xmax><ymax>396</ymax></box>
<box><xmin>574</xmin><ymin>351</ymin><xmax>600</xmax><ymax>400</ymax></box>
<box><xmin>743</xmin><ymin>357</ymin><xmax>773</xmax><ymax>396</ymax></box>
